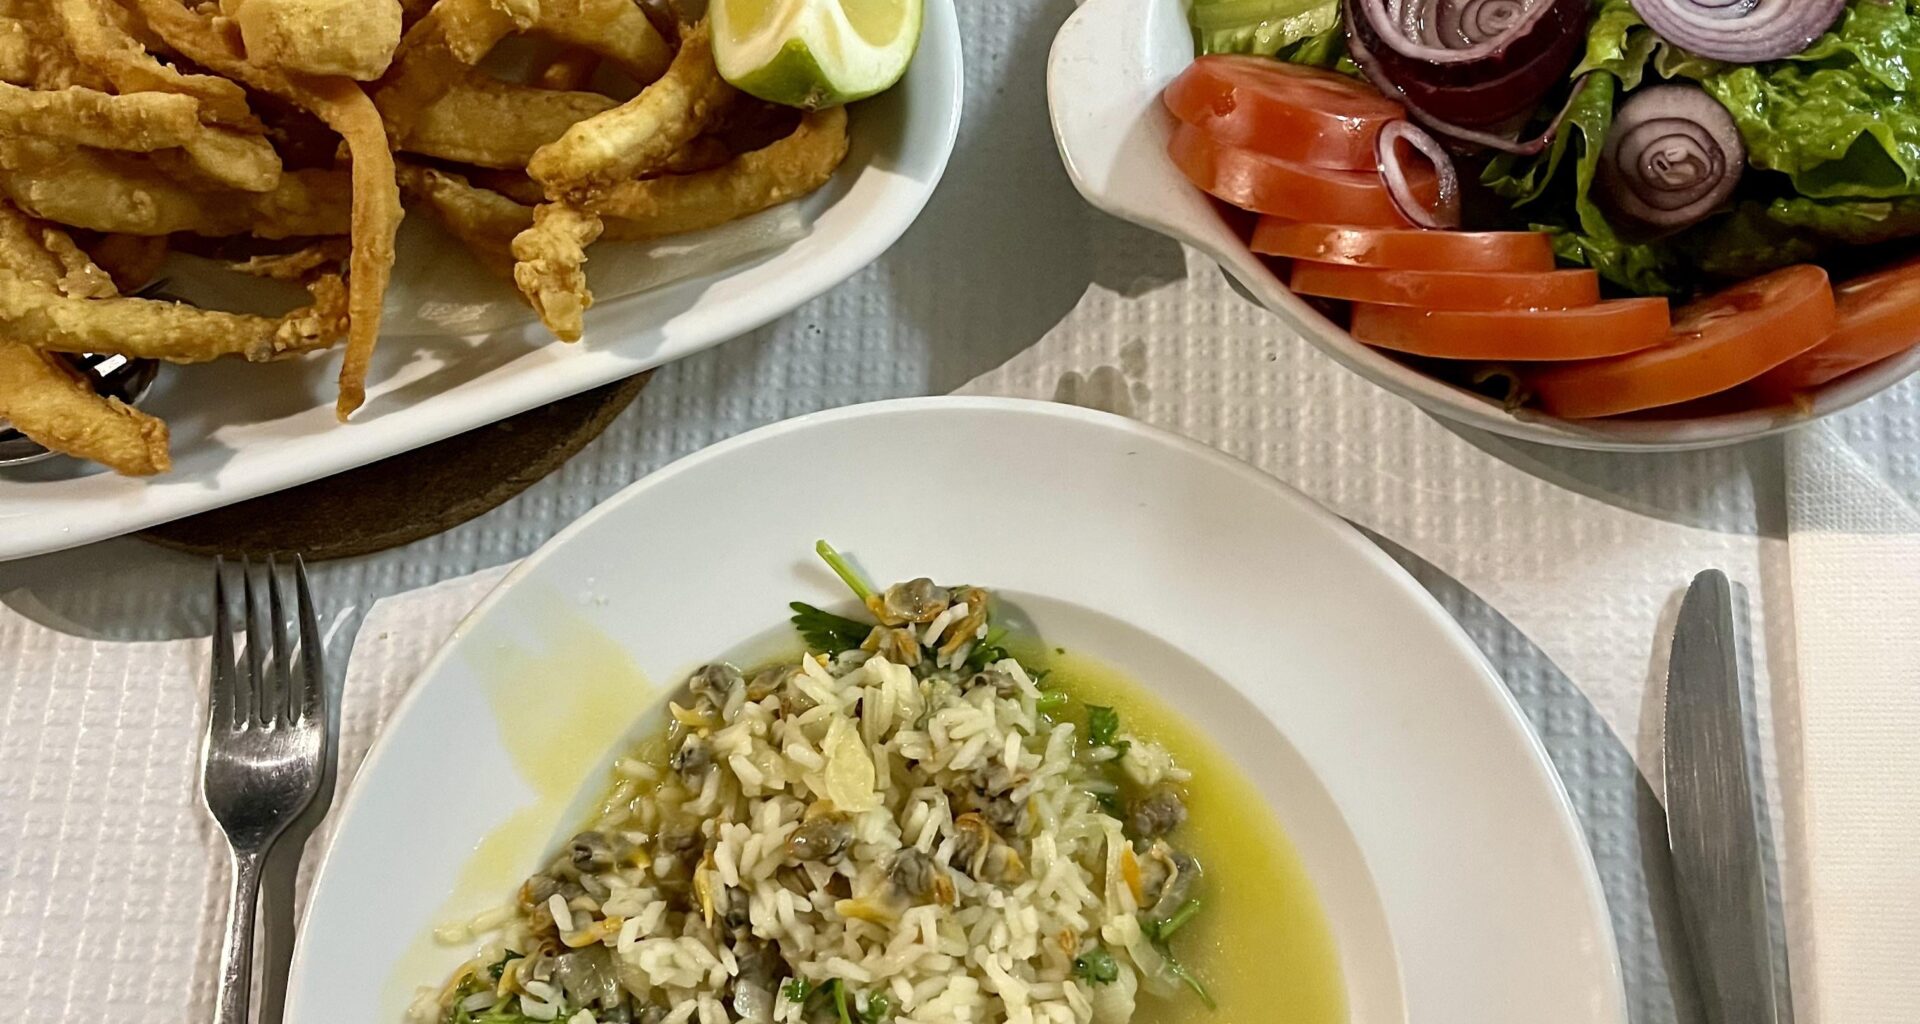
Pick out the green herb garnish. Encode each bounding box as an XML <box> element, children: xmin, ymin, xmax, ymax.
<box><xmin>1085</xmin><ymin>705</ymin><xmax>1120</xmax><ymax>746</ymax></box>
<box><xmin>1146</xmin><ymin>898</ymin><xmax>1204</xmax><ymax>942</ymax></box>
<box><xmin>815</xmin><ymin>540</ymin><xmax>874</xmax><ymax>601</ymax></box>
<box><xmin>1086</xmin><ymin>705</ymin><xmax>1129</xmax><ymax>755</ymax></box>
<box><xmin>1164</xmin><ymin>954</ymin><xmax>1216</xmax><ymax>1009</ymax></box>
<box><xmin>856</xmin><ymin>992</ymin><xmax>893</xmax><ymax>1023</ymax></box>
<box><xmin>830</xmin><ymin>980</ymin><xmax>853</xmax><ymax>1024</ymax></box>
<box><xmin>1035</xmin><ymin>691</ymin><xmax>1069</xmax><ymax>714</ymax></box>
<box><xmin>784</xmin><ymin>978</ymin><xmax>812</xmax><ymax>1003</ymax></box>
<box><xmin>964</xmin><ymin>625</ymin><xmax>1010</xmax><ymax>671</ymax></box>
<box><xmin>486</xmin><ymin>951</ymin><xmax>523</xmax><ymax>981</ymax></box>
<box><xmin>1072</xmin><ymin>946</ymin><xmax>1120</xmax><ymax>985</ymax></box>
<box><xmin>790</xmin><ymin>601</ymin><xmax>872</xmax><ymax>655</ymax></box>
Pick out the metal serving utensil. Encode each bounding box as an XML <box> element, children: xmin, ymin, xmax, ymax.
<box><xmin>0</xmin><ymin>352</ymin><xmax>161</xmax><ymax>467</ymax></box>
<box><xmin>202</xmin><ymin>556</ymin><xmax>329</xmax><ymax>1024</ymax></box>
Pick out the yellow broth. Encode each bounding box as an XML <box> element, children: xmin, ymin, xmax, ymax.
<box><xmin>1025</xmin><ymin>646</ymin><xmax>1348</xmax><ymax>1024</ymax></box>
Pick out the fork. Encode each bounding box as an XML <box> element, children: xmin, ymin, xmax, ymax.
<box><xmin>202</xmin><ymin>556</ymin><xmax>328</xmax><ymax>1024</ymax></box>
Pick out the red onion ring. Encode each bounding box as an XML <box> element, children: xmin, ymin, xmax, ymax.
<box><xmin>1596</xmin><ymin>83</ymin><xmax>1744</xmax><ymax>234</ymax></box>
<box><xmin>1344</xmin><ymin>0</ymin><xmax>1590</xmax><ymax>131</ymax></box>
<box><xmin>1629</xmin><ymin>0</ymin><xmax>1844</xmax><ymax>62</ymax></box>
<box><xmin>1377</xmin><ymin>119</ymin><xmax>1461</xmax><ymax>229</ymax></box>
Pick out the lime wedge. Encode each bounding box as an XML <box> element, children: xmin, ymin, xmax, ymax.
<box><xmin>712</xmin><ymin>0</ymin><xmax>922</xmax><ymax>109</ymax></box>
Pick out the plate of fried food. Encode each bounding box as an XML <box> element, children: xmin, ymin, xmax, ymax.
<box><xmin>0</xmin><ymin>0</ymin><xmax>960</xmax><ymax>557</ymax></box>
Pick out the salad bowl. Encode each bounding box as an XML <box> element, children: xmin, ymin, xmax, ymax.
<box><xmin>1046</xmin><ymin>0</ymin><xmax>1920</xmax><ymax>451</ymax></box>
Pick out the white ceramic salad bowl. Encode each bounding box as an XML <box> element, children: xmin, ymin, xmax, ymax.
<box><xmin>1045</xmin><ymin>0</ymin><xmax>1920</xmax><ymax>451</ymax></box>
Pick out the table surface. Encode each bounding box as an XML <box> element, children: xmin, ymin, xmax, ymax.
<box><xmin>4</xmin><ymin>2</ymin><xmax>1919</xmax><ymax>1022</ymax></box>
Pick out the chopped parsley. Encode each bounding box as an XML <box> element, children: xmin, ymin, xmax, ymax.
<box><xmin>790</xmin><ymin>602</ymin><xmax>871</xmax><ymax>655</ymax></box>
<box><xmin>1072</xmin><ymin>946</ymin><xmax>1120</xmax><ymax>985</ymax></box>
<box><xmin>1085</xmin><ymin>705</ymin><xmax>1128</xmax><ymax>754</ymax></box>
<box><xmin>856</xmin><ymin>992</ymin><xmax>893</xmax><ymax>1023</ymax></box>
<box><xmin>1144</xmin><ymin>898</ymin><xmax>1204</xmax><ymax>943</ymax></box>
<box><xmin>964</xmin><ymin>625</ymin><xmax>1010</xmax><ymax>670</ymax></box>
<box><xmin>486</xmin><ymin>951</ymin><xmax>522</xmax><ymax>980</ymax></box>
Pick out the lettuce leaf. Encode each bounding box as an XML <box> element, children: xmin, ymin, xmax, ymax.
<box><xmin>1274</xmin><ymin>17</ymin><xmax>1351</xmax><ymax>70</ymax></box>
<box><xmin>1702</xmin><ymin>63</ymin><xmax>1920</xmax><ymax>198</ymax></box>
<box><xmin>1576</xmin><ymin>0</ymin><xmax>1920</xmax><ymax>199</ymax></box>
<box><xmin>1483</xmin><ymin>74</ymin><xmax>1683</xmax><ymax>295</ymax></box>
<box><xmin>1188</xmin><ymin>0</ymin><xmax>1337</xmax><ymax>57</ymax></box>
<box><xmin>1571</xmin><ymin>0</ymin><xmax>1662</xmax><ymax>89</ymax></box>
<box><xmin>1490</xmin><ymin>0</ymin><xmax>1920</xmax><ymax>295</ymax></box>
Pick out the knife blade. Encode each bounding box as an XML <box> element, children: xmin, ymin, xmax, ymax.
<box><xmin>1665</xmin><ymin>569</ymin><xmax>1782</xmax><ymax>1024</ymax></box>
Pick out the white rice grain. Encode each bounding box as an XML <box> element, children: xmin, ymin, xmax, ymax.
<box><xmin>546</xmin><ymin>894</ymin><xmax>573</xmax><ymax>934</ymax></box>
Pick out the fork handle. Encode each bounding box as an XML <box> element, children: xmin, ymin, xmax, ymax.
<box><xmin>214</xmin><ymin>848</ymin><xmax>265</xmax><ymax>1024</ymax></box>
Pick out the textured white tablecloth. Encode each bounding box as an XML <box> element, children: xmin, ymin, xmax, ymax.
<box><xmin>2</xmin><ymin>1</ymin><xmax>1918</xmax><ymax>1021</ymax></box>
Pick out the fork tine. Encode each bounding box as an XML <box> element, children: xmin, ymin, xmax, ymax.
<box><xmin>242</xmin><ymin>556</ymin><xmax>269</xmax><ymax>727</ymax></box>
<box><xmin>209</xmin><ymin>556</ymin><xmax>242</xmax><ymax>731</ymax></box>
<box><xmin>266</xmin><ymin>554</ymin><xmax>296</xmax><ymax>725</ymax></box>
<box><xmin>293</xmin><ymin>556</ymin><xmax>326</xmax><ymax>726</ymax></box>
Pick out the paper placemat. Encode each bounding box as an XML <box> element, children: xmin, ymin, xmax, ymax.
<box><xmin>5</xmin><ymin>0</ymin><xmax>1920</xmax><ymax>1019</ymax></box>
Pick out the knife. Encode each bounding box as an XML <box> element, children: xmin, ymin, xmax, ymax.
<box><xmin>1665</xmin><ymin>569</ymin><xmax>1783</xmax><ymax>1024</ymax></box>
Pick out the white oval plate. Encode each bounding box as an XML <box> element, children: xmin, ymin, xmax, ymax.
<box><xmin>288</xmin><ymin>397</ymin><xmax>1626</xmax><ymax>1024</ymax></box>
<box><xmin>0</xmin><ymin>3</ymin><xmax>962</xmax><ymax>561</ymax></box>
<box><xmin>1045</xmin><ymin>0</ymin><xmax>1920</xmax><ymax>451</ymax></box>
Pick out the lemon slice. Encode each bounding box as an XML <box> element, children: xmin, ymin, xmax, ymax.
<box><xmin>712</xmin><ymin>0</ymin><xmax>922</xmax><ymax>109</ymax></box>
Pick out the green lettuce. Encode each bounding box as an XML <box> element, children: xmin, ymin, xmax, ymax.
<box><xmin>1483</xmin><ymin>74</ymin><xmax>1683</xmax><ymax>295</ymax></box>
<box><xmin>1703</xmin><ymin>64</ymin><xmax>1920</xmax><ymax>198</ymax></box>
<box><xmin>1273</xmin><ymin>17</ymin><xmax>1351</xmax><ymax>70</ymax></box>
<box><xmin>1577</xmin><ymin>0</ymin><xmax>1920</xmax><ymax>199</ymax></box>
<box><xmin>1489</xmin><ymin>0</ymin><xmax>1920</xmax><ymax>295</ymax></box>
<box><xmin>1188</xmin><ymin>0</ymin><xmax>1337</xmax><ymax>57</ymax></box>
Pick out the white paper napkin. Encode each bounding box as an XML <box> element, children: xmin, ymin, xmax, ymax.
<box><xmin>1782</xmin><ymin>424</ymin><xmax>1920</xmax><ymax>1024</ymax></box>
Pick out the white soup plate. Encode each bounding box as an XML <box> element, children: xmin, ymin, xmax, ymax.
<box><xmin>288</xmin><ymin>397</ymin><xmax>1626</xmax><ymax>1024</ymax></box>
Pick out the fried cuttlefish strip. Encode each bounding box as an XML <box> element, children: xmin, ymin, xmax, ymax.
<box><xmin>527</xmin><ymin>21</ymin><xmax>731</xmax><ymax>200</ymax></box>
<box><xmin>223</xmin><ymin>0</ymin><xmax>404</xmax><ymax>80</ymax></box>
<box><xmin>398</xmin><ymin>162</ymin><xmax>530</xmax><ymax>279</ymax></box>
<box><xmin>0</xmin><ymin>81</ymin><xmax>201</xmax><ymax>150</ymax></box>
<box><xmin>509</xmin><ymin>202</ymin><xmax>602</xmax><ymax>342</ymax></box>
<box><xmin>0</xmin><ymin>271</ymin><xmax>344</xmax><ymax>363</ymax></box>
<box><xmin>507</xmin><ymin>106</ymin><xmax>849</xmax><ymax>341</ymax></box>
<box><xmin>48</xmin><ymin>0</ymin><xmax>257</xmax><ymax>126</ymax></box>
<box><xmin>134</xmin><ymin>0</ymin><xmax>402</xmax><ymax>419</ymax></box>
<box><xmin>588</xmin><ymin>106</ymin><xmax>850</xmax><ymax>237</ymax></box>
<box><xmin>510</xmin><ymin>22</ymin><xmax>741</xmax><ymax>339</ymax></box>
<box><xmin>0</xmin><ymin>140</ymin><xmax>349</xmax><ymax>237</ymax></box>
<box><xmin>405</xmin><ymin>70</ymin><xmax>616</xmax><ymax>169</ymax></box>
<box><xmin>0</xmin><ymin>345</ymin><xmax>169</xmax><ymax>475</ymax></box>
<box><xmin>372</xmin><ymin>0</ymin><xmax>542</xmax><ymax>140</ymax></box>
<box><xmin>0</xmin><ymin>202</ymin><xmax>167</xmax><ymax>474</ymax></box>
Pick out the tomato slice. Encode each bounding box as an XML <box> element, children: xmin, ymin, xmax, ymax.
<box><xmin>1525</xmin><ymin>265</ymin><xmax>1838</xmax><ymax>419</ymax></box>
<box><xmin>1292</xmin><ymin>262</ymin><xmax>1599</xmax><ymax>311</ymax></box>
<box><xmin>1747</xmin><ymin>256</ymin><xmax>1920</xmax><ymax>400</ymax></box>
<box><xmin>1162</xmin><ymin>55</ymin><xmax>1404</xmax><ymax>170</ymax></box>
<box><xmin>1168</xmin><ymin>122</ymin><xmax>1433</xmax><ymax>228</ymax></box>
<box><xmin>1251</xmin><ymin>219</ymin><xmax>1557</xmax><ymax>272</ymax></box>
<box><xmin>1350</xmin><ymin>299</ymin><xmax>1670</xmax><ymax>360</ymax></box>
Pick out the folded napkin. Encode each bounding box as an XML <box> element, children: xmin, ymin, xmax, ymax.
<box><xmin>1783</xmin><ymin>423</ymin><xmax>1920</xmax><ymax>1024</ymax></box>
